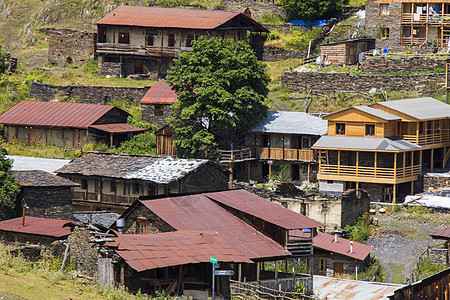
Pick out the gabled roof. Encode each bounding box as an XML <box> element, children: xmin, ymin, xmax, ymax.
<box><xmin>140</xmin><ymin>82</ymin><xmax>178</xmax><ymax>105</ymax></box>
<box><xmin>7</xmin><ymin>155</ymin><xmax>71</xmax><ymax>174</ymax></box>
<box><xmin>13</xmin><ymin>170</ymin><xmax>78</xmax><ymax>187</ymax></box>
<box><xmin>313</xmin><ymin>136</ymin><xmax>421</xmax><ymax>152</ymax></box>
<box><xmin>108</xmin><ymin>231</ymin><xmax>252</xmax><ymax>272</ymax></box>
<box><xmin>371</xmin><ymin>97</ymin><xmax>450</xmax><ymax>120</ymax></box>
<box><xmin>96</xmin><ymin>6</ymin><xmax>268</xmax><ymax>32</ymax></box>
<box><xmin>248</xmin><ymin>111</ymin><xmax>327</xmax><ymax>136</ymax></box>
<box><xmin>430</xmin><ymin>226</ymin><xmax>450</xmax><ymax>240</ymax></box>
<box><xmin>56</xmin><ymin>153</ymin><xmax>216</xmax><ymax>184</ymax></box>
<box><xmin>135</xmin><ymin>194</ymin><xmax>291</xmax><ymax>260</ymax></box>
<box><xmin>0</xmin><ymin>101</ymin><xmax>123</xmax><ymax>129</ymax></box>
<box><xmin>0</xmin><ymin>217</ymin><xmax>71</xmax><ymax>238</ymax></box>
<box><xmin>205</xmin><ymin>190</ymin><xmax>325</xmax><ymax>229</ymax></box>
<box><xmin>323</xmin><ymin>106</ymin><xmax>400</xmax><ymax>122</ymax></box>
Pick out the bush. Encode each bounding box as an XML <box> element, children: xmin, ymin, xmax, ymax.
<box><xmin>116</xmin><ymin>131</ymin><xmax>156</xmax><ymax>155</ymax></box>
<box><xmin>344</xmin><ymin>213</ymin><xmax>372</xmax><ymax>243</ymax></box>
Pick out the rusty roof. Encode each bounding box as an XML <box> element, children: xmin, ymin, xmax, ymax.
<box><xmin>96</xmin><ymin>6</ymin><xmax>268</xmax><ymax>32</ymax></box>
<box><xmin>108</xmin><ymin>230</ymin><xmax>252</xmax><ymax>272</ymax></box>
<box><xmin>0</xmin><ymin>101</ymin><xmax>123</xmax><ymax>129</ymax></box>
<box><xmin>205</xmin><ymin>190</ymin><xmax>325</xmax><ymax>230</ymax></box>
<box><xmin>89</xmin><ymin>123</ymin><xmax>147</xmax><ymax>133</ymax></box>
<box><xmin>13</xmin><ymin>170</ymin><xmax>79</xmax><ymax>187</ymax></box>
<box><xmin>290</xmin><ymin>230</ymin><xmax>372</xmax><ymax>261</ymax></box>
<box><xmin>137</xmin><ymin>194</ymin><xmax>291</xmax><ymax>260</ymax></box>
<box><xmin>140</xmin><ymin>82</ymin><xmax>178</xmax><ymax>105</ymax></box>
<box><xmin>430</xmin><ymin>226</ymin><xmax>450</xmax><ymax>240</ymax></box>
<box><xmin>0</xmin><ymin>217</ymin><xmax>72</xmax><ymax>238</ymax></box>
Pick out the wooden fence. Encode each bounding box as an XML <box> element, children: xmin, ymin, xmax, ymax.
<box><xmin>230</xmin><ymin>278</ymin><xmax>314</xmax><ymax>300</ymax></box>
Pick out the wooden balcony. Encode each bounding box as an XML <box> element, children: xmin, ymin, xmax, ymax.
<box><xmin>218</xmin><ymin>148</ymin><xmax>257</xmax><ymax>163</ymax></box>
<box><xmin>402</xmin><ymin>13</ymin><xmax>450</xmax><ymax>24</ymax></box>
<box><xmin>96</xmin><ymin>43</ymin><xmax>189</xmax><ymax>57</ymax></box>
<box><xmin>318</xmin><ymin>164</ymin><xmax>421</xmax><ymax>184</ymax></box>
<box><xmin>73</xmin><ymin>191</ymin><xmax>136</xmax><ymax>206</ymax></box>
<box><xmin>259</xmin><ymin>147</ymin><xmax>314</xmax><ymax>162</ymax></box>
<box><xmin>402</xmin><ymin>132</ymin><xmax>450</xmax><ymax>146</ymax></box>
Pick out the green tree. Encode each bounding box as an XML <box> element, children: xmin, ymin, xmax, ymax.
<box><xmin>279</xmin><ymin>0</ymin><xmax>349</xmax><ymax>21</ymax></box>
<box><xmin>167</xmin><ymin>37</ymin><xmax>270</xmax><ymax>158</ymax></box>
<box><xmin>116</xmin><ymin>131</ymin><xmax>157</xmax><ymax>155</ymax></box>
<box><xmin>0</xmin><ymin>142</ymin><xmax>20</xmax><ymax>220</ymax></box>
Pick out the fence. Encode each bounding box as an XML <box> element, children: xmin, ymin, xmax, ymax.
<box><xmin>230</xmin><ymin>279</ymin><xmax>314</xmax><ymax>300</ymax></box>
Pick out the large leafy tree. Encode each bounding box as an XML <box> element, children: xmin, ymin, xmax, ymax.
<box><xmin>167</xmin><ymin>37</ymin><xmax>269</xmax><ymax>158</ymax></box>
<box><xmin>0</xmin><ymin>143</ymin><xmax>19</xmax><ymax>220</ymax></box>
<box><xmin>280</xmin><ymin>0</ymin><xmax>349</xmax><ymax>21</ymax></box>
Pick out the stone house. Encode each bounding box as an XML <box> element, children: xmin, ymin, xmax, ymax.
<box><xmin>95</xmin><ymin>6</ymin><xmax>268</xmax><ymax>78</ymax></box>
<box><xmin>55</xmin><ymin>152</ymin><xmax>229</xmax><ymax>210</ymax></box>
<box><xmin>319</xmin><ymin>38</ymin><xmax>375</xmax><ymax>65</ymax></box>
<box><xmin>47</xmin><ymin>29</ymin><xmax>96</xmax><ymax>66</ymax></box>
<box><xmin>140</xmin><ymin>82</ymin><xmax>177</xmax><ymax>127</ymax></box>
<box><xmin>314</xmin><ymin>97</ymin><xmax>450</xmax><ymax>202</ymax></box>
<box><xmin>366</xmin><ymin>0</ymin><xmax>450</xmax><ymax>51</ymax></box>
<box><xmin>429</xmin><ymin>226</ymin><xmax>450</xmax><ymax>265</ymax></box>
<box><xmin>13</xmin><ymin>170</ymin><xmax>78</xmax><ymax>220</ymax></box>
<box><xmin>0</xmin><ymin>101</ymin><xmax>146</xmax><ymax>148</ymax></box>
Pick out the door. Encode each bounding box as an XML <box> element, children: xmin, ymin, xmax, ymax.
<box><xmin>291</xmin><ymin>164</ymin><xmax>300</xmax><ymax>181</ymax></box>
<box><xmin>347</xmin><ymin>45</ymin><xmax>355</xmax><ymax>64</ymax></box>
<box><xmin>262</xmin><ymin>163</ymin><xmax>269</xmax><ymax>180</ymax></box>
<box><xmin>134</xmin><ymin>59</ymin><xmax>143</xmax><ymax>74</ymax></box>
<box><xmin>334</xmin><ymin>262</ymin><xmax>343</xmax><ymax>277</ymax></box>
<box><xmin>98</xmin><ymin>258</ymin><xmax>114</xmax><ymax>285</ymax></box>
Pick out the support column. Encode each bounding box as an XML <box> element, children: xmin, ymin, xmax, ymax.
<box><xmin>356</xmin><ymin>151</ymin><xmax>359</xmax><ymax>177</ymax></box>
<box><xmin>256</xmin><ymin>262</ymin><xmax>261</xmax><ymax>285</ymax></box>
<box><xmin>431</xmin><ymin>148</ymin><xmax>434</xmax><ymax>172</ymax></box>
<box><xmin>374</xmin><ymin>152</ymin><xmax>377</xmax><ymax>178</ymax></box>
<box><xmin>393</xmin><ymin>184</ymin><xmax>397</xmax><ymax>203</ymax></box>
<box><xmin>238</xmin><ymin>264</ymin><xmax>242</xmax><ymax>282</ymax></box>
<box><xmin>307</xmin><ymin>163</ymin><xmax>310</xmax><ymax>183</ymax></box>
<box><xmin>228</xmin><ymin>165</ymin><xmax>233</xmax><ymax>189</ymax></box>
<box><xmin>274</xmin><ymin>261</ymin><xmax>278</xmax><ymax>284</ymax></box>
<box><xmin>411</xmin><ymin>181</ymin><xmax>414</xmax><ymax>195</ymax></box>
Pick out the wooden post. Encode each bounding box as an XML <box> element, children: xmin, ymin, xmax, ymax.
<box><xmin>228</xmin><ymin>165</ymin><xmax>233</xmax><ymax>189</ymax></box>
<box><xmin>431</xmin><ymin>148</ymin><xmax>434</xmax><ymax>172</ymax></box>
<box><xmin>256</xmin><ymin>262</ymin><xmax>261</xmax><ymax>285</ymax></box>
<box><xmin>247</xmin><ymin>161</ymin><xmax>251</xmax><ymax>181</ymax></box>
<box><xmin>282</xmin><ymin>134</ymin><xmax>285</xmax><ymax>160</ymax></box>
<box><xmin>420</xmin><ymin>150</ymin><xmax>423</xmax><ymax>173</ymax></box>
<box><xmin>356</xmin><ymin>182</ymin><xmax>359</xmax><ymax>190</ymax></box>
<box><xmin>337</xmin><ymin>150</ymin><xmax>341</xmax><ymax>176</ymax></box>
<box><xmin>374</xmin><ymin>152</ymin><xmax>377</xmax><ymax>178</ymax></box>
<box><xmin>393</xmin><ymin>184</ymin><xmax>396</xmax><ymax>203</ymax></box>
<box><xmin>403</xmin><ymin>152</ymin><xmax>406</xmax><ymax>178</ymax></box>
<box><xmin>110</xmin><ymin>133</ymin><xmax>113</xmax><ymax>147</ymax></box>
<box><xmin>275</xmin><ymin>261</ymin><xmax>278</xmax><ymax>283</ymax></box>
<box><xmin>356</xmin><ymin>151</ymin><xmax>359</xmax><ymax>177</ymax></box>
<box><xmin>307</xmin><ymin>163</ymin><xmax>310</xmax><ymax>183</ymax></box>
<box><xmin>411</xmin><ymin>181</ymin><xmax>414</xmax><ymax>195</ymax></box>
<box><xmin>269</xmin><ymin>163</ymin><xmax>272</xmax><ymax>180</ymax></box>
<box><xmin>394</xmin><ymin>153</ymin><xmax>397</xmax><ymax>180</ymax></box>
<box><xmin>416</xmin><ymin>123</ymin><xmax>419</xmax><ymax>144</ymax></box>
<box><xmin>238</xmin><ymin>264</ymin><xmax>242</xmax><ymax>282</ymax></box>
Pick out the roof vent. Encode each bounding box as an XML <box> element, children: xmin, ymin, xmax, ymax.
<box><xmin>350</xmin><ymin>241</ymin><xmax>354</xmax><ymax>253</ymax></box>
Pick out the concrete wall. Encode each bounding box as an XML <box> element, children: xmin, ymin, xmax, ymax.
<box><xmin>48</xmin><ymin>29</ymin><xmax>96</xmax><ymax>66</ymax></box>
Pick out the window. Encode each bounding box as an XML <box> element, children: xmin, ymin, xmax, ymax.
<box><xmin>110</xmin><ymin>181</ymin><xmax>116</xmax><ymax>193</ymax></box>
<box><xmin>427</xmin><ymin>121</ymin><xmax>433</xmax><ymax>133</ymax></box>
<box><xmin>118</xmin><ymin>32</ymin><xmax>130</xmax><ymax>44</ymax></box>
<box><xmin>365</xmin><ymin>124</ymin><xmax>375</xmax><ymax>136</ymax></box>
<box><xmin>133</xmin><ymin>183</ymin><xmax>140</xmax><ymax>194</ymax></box>
<box><xmin>327</xmin><ymin>180</ymin><xmax>334</xmax><ymax>184</ymax></box>
<box><xmin>302</xmin><ymin>137</ymin><xmax>310</xmax><ymax>149</ymax></box>
<box><xmin>136</xmin><ymin>220</ymin><xmax>152</xmax><ymax>234</ymax></box>
<box><xmin>435</xmin><ymin>120</ymin><xmax>441</xmax><ymax>130</ymax></box>
<box><xmin>98</xmin><ymin>27</ymin><xmax>106</xmax><ymax>43</ymax></box>
<box><xmin>168</xmin><ymin>34</ymin><xmax>175</xmax><ymax>47</ymax></box>
<box><xmin>146</xmin><ymin>31</ymin><xmax>155</xmax><ymax>46</ymax></box>
<box><xmin>378</xmin><ymin>26</ymin><xmax>390</xmax><ymax>39</ymax></box>
<box><xmin>62</xmin><ymin>129</ymin><xmax>70</xmax><ymax>140</ymax></box>
<box><xmin>336</xmin><ymin>123</ymin><xmax>345</xmax><ymax>135</ymax></box>
<box><xmin>81</xmin><ymin>179</ymin><xmax>88</xmax><ymax>190</ymax></box>
<box><xmin>154</xmin><ymin>105</ymin><xmax>164</xmax><ymax>116</ymax></box>
<box><xmin>419</xmin><ymin>122</ymin><xmax>424</xmax><ymax>134</ymax></box>
<box><xmin>319</xmin><ymin>258</ymin><xmax>327</xmax><ymax>275</ymax></box>
<box><xmin>381</xmin><ymin>3</ymin><xmax>389</xmax><ymax>15</ymax></box>
<box><xmin>185</xmin><ymin>34</ymin><xmax>194</xmax><ymax>47</ymax></box>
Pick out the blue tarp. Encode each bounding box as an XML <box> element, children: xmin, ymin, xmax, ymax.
<box><xmin>286</xmin><ymin>19</ymin><xmax>327</xmax><ymax>26</ymax></box>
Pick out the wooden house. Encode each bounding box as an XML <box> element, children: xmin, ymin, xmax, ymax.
<box><xmin>0</xmin><ymin>101</ymin><xmax>146</xmax><ymax>148</ymax></box>
<box><xmin>55</xmin><ymin>152</ymin><xmax>229</xmax><ymax>210</ymax></box>
<box><xmin>95</xmin><ymin>6</ymin><xmax>268</xmax><ymax>78</ymax></box>
<box><xmin>313</xmin><ymin>97</ymin><xmax>450</xmax><ymax>202</ymax></box>
<box><xmin>319</xmin><ymin>38</ymin><xmax>375</xmax><ymax>65</ymax></box>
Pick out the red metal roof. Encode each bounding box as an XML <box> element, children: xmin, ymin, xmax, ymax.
<box><xmin>290</xmin><ymin>230</ymin><xmax>373</xmax><ymax>261</ymax></box>
<box><xmin>205</xmin><ymin>190</ymin><xmax>325</xmax><ymax>230</ymax></box>
<box><xmin>96</xmin><ymin>6</ymin><xmax>267</xmax><ymax>32</ymax></box>
<box><xmin>430</xmin><ymin>226</ymin><xmax>450</xmax><ymax>240</ymax></box>
<box><xmin>108</xmin><ymin>230</ymin><xmax>252</xmax><ymax>272</ymax></box>
<box><xmin>0</xmin><ymin>101</ymin><xmax>119</xmax><ymax>129</ymax></box>
<box><xmin>138</xmin><ymin>194</ymin><xmax>291</xmax><ymax>260</ymax></box>
<box><xmin>0</xmin><ymin>217</ymin><xmax>72</xmax><ymax>238</ymax></box>
<box><xmin>140</xmin><ymin>82</ymin><xmax>178</xmax><ymax>105</ymax></box>
<box><xmin>89</xmin><ymin>123</ymin><xmax>146</xmax><ymax>133</ymax></box>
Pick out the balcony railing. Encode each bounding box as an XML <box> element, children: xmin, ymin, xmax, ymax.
<box><xmin>219</xmin><ymin>148</ymin><xmax>257</xmax><ymax>162</ymax></box>
<box><xmin>259</xmin><ymin>147</ymin><xmax>314</xmax><ymax>161</ymax></box>
<box><xmin>401</xmin><ymin>37</ymin><xmax>427</xmax><ymax>46</ymax></box>
<box><xmin>96</xmin><ymin>43</ymin><xmax>190</xmax><ymax>57</ymax></box>
<box><xmin>402</xmin><ymin>13</ymin><xmax>450</xmax><ymax>23</ymax></box>
<box><xmin>73</xmin><ymin>191</ymin><xmax>136</xmax><ymax>205</ymax></box>
<box><xmin>319</xmin><ymin>164</ymin><xmax>421</xmax><ymax>180</ymax></box>
<box><xmin>402</xmin><ymin>132</ymin><xmax>450</xmax><ymax>146</ymax></box>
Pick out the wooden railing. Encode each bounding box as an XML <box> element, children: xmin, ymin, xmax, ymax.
<box><xmin>401</xmin><ymin>37</ymin><xmax>427</xmax><ymax>46</ymax></box>
<box><xmin>319</xmin><ymin>164</ymin><xmax>421</xmax><ymax>179</ymax></box>
<box><xmin>259</xmin><ymin>148</ymin><xmax>314</xmax><ymax>161</ymax></box>
<box><xmin>96</xmin><ymin>43</ymin><xmax>188</xmax><ymax>57</ymax></box>
<box><xmin>230</xmin><ymin>278</ymin><xmax>314</xmax><ymax>299</ymax></box>
<box><xmin>402</xmin><ymin>13</ymin><xmax>450</xmax><ymax>23</ymax></box>
<box><xmin>219</xmin><ymin>148</ymin><xmax>257</xmax><ymax>162</ymax></box>
<box><xmin>402</xmin><ymin>132</ymin><xmax>450</xmax><ymax>146</ymax></box>
<box><xmin>73</xmin><ymin>191</ymin><xmax>136</xmax><ymax>205</ymax></box>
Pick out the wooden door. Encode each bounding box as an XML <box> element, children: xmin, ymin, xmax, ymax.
<box><xmin>134</xmin><ymin>59</ymin><xmax>143</xmax><ymax>74</ymax></box>
<box><xmin>334</xmin><ymin>262</ymin><xmax>343</xmax><ymax>277</ymax></box>
<box><xmin>98</xmin><ymin>258</ymin><xmax>114</xmax><ymax>285</ymax></box>
<box><xmin>29</xmin><ymin>128</ymin><xmax>36</xmax><ymax>144</ymax></box>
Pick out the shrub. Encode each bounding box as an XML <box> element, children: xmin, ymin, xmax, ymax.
<box><xmin>344</xmin><ymin>213</ymin><xmax>372</xmax><ymax>243</ymax></box>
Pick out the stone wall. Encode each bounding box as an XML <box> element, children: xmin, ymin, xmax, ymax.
<box><xmin>361</xmin><ymin>57</ymin><xmax>446</xmax><ymax>74</ymax></box>
<box><xmin>48</xmin><ymin>29</ymin><xmax>96</xmax><ymax>66</ymax></box>
<box><xmin>282</xmin><ymin>71</ymin><xmax>443</xmax><ymax>93</ymax></box>
<box><xmin>423</xmin><ymin>174</ymin><xmax>450</xmax><ymax>191</ymax></box>
<box><xmin>430</xmin><ymin>247</ymin><xmax>449</xmax><ymax>265</ymax></box>
<box><xmin>180</xmin><ymin>163</ymin><xmax>229</xmax><ymax>193</ymax></box>
<box><xmin>123</xmin><ymin>204</ymin><xmax>175</xmax><ymax>234</ymax></box>
<box><xmin>262</xmin><ymin>46</ymin><xmax>305</xmax><ymax>62</ymax></box>
<box><xmin>68</xmin><ymin>226</ymin><xmax>101</xmax><ymax>278</ymax></box>
<box><xmin>98</xmin><ymin>55</ymin><xmax>172</xmax><ymax>79</ymax></box>
<box><xmin>223</xmin><ymin>0</ymin><xmax>285</xmax><ymax>19</ymax></box>
<box><xmin>30</xmin><ymin>82</ymin><xmax>149</xmax><ymax>105</ymax></box>
<box><xmin>141</xmin><ymin>103</ymin><xmax>173</xmax><ymax>126</ymax></box>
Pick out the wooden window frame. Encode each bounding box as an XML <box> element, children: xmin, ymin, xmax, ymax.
<box><xmin>168</xmin><ymin>33</ymin><xmax>175</xmax><ymax>47</ymax></box>
<box><xmin>146</xmin><ymin>31</ymin><xmax>155</xmax><ymax>46</ymax></box>
<box><xmin>136</xmin><ymin>220</ymin><xmax>151</xmax><ymax>234</ymax></box>
<box><xmin>118</xmin><ymin>31</ymin><xmax>130</xmax><ymax>44</ymax></box>
<box><xmin>154</xmin><ymin>104</ymin><xmax>164</xmax><ymax>116</ymax></box>
<box><xmin>365</xmin><ymin>124</ymin><xmax>375</xmax><ymax>136</ymax></box>
<box><xmin>110</xmin><ymin>181</ymin><xmax>116</xmax><ymax>193</ymax></box>
<box><xmin>380</xmin><ymin>3</ymin><xmax>389</xmax><ymax>15</ymax></box>
<box><xmin>81</xmin><ymin>179</ymin><xmax>88</xmax><ymax>190</ymax></box>
<box><xmin>379</xmin><ymin>26</ymin><xmax>390</xmax><ymax>39</ymax></box>
<box><xmin>133</xmin><ymin>183</ymin><xmax>140</xmax><ymax>194</ymax></box>
<box><xmin>62</xmin><ymin>129</ymin><xmax>70</xmax><ymax>140</ymax></box>
<box><xmin>336</xmin><ymin>123</ymin><xmax>346</xmax><ymax>135</ymax></box>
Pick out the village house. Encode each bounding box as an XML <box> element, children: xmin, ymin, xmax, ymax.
<box><xmin>319</xmin><ymin>38</ymin><xmax>376</xmax><ymax>65</ymax></box>
<box><xmin>13</xmin><ymin>170</ymin><xmax>78</xmax><ymax>220</ymax></box>
<box><xmin>429</xmin><ymin>226</ymin><xmax>450</xmax><ymax>265</ymax></box>
<box><xmin>141</xmin><ymin>82</ymin><xmax>177</xmax><ymax>127</ymax></box>
<box><xmin>95</xmin><ymin>6</ymin><xmax>268</xmax><ymax>78</ymax></box>
<box><xmin>366</xmin><ymin>0</ymin><xmax>450</xmax><ymax>50</ymax></box>
<box><xmin>55</xmin><ymin>152</ymin><xmax>229</xmax><ymax>210</ymax></box>
<box><xmin>313</xmin><ymin>97</ymin><xmax>450</xmax><ymax>202</ymax></box>
<box><xmin>0</xmin><ymin>101</ymin><xmax>146</xmax><ymax>148</ymax></box>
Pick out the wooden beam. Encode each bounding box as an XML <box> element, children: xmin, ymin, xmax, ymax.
<box><xmin>307</xmin><ymin>163</ymin><xmax>310</xmax><ymax>183</ymax></box>
<box><xmin>431</xmin><ymin>148</ymin><xmax>434</xmax><ymax>172</ymax></box>
<box><xmin>356</xmin><ymin>151</ymin><xmax>359</xmax><ymax>177</ymax></box>
<box><xmin>338</xmin><ymin>150</ymin><xmax>340</xmax><ymax>176</ymax></box>
<box><xmin>394</xmin><ymin>153</ymin><xmax>397</xmax><ymax>180</ymax></box>
<box><xmin>374</xmin><ymin>152</ymin><xmax>377</xmax><ymax>178</ymax></box>
<box><xmin>393</xmin><ymin>184</ymin><xmax>396</xmax><ymax>203</ymax></box>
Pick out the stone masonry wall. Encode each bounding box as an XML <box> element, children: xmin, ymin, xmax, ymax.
<box><xmin>123</xmin><ymin>204</ymin><xmax>175</xmax><ymax>234</ymax></box>
<box><xmin>361</xmin><ymin>57</ymin><xmax>446</xmax><ymax>74</ymax></box>
<box><xmin>262</xmin><ymin>46</ymin><xmax>305</xmax><ymax>62</ymax></box>
<box><xmin>30</xmin><ymin>82</ymin><xmax>148</xmax><ymax>105</ymax></box>
<box><xmin>282</xmin><ymin>71</ymin><xmax>443</xmax><ymax>93</ymax></box>
<box><xmin>423</xmin><ymin>174</ymin><xmax>450</xmax><ymax>191</ymax></box>
<box><xmin>141</xmin><ymin>103</ymin><xmax>173</xmax><ymax>126</ymax></box>
<box><xmin>223</xmin><ymin>0</ymin><xmax>285</xmax><ymax>19</ymax></box>
<box><xmin>68</xmin><ymin>226</ymin><xmax>101</xmax><ymax>278</ymax></box>
<box><xmin>366</xmin><ymin>0</ymin><xmax>402</xmax><ymax>51</ymax></box>
<box><xmin>48</xmin><ymin>29</ymin><xmax>96</xmax><ymax>66</ymax></box>
<box><xmin>180</xmin><ymin>163</ymin><xmax>229</xmax><ymax>193</ymax></box>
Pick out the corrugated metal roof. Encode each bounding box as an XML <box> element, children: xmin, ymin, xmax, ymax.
<box><xmin>96</xmin><ymin>6</ymin><xmax>268</xmax><ymax>32</ymax></box>
<box><xmin>354</xmin><ymin>106</ymin><xmax>401</xmax><ymax>121</ymax></box>
<box><xmin>7</xmin><ymin>155</ymin><xmax>71</xmax><ymax>174</ymax></box>
<box><xmin>248</xmin><ymin>111</ymin><xmax>327</xmax><ymax>136</ymax></box>
<box><xmin>140</xmin><ymin>82</ymin><xmax>178</xmax><ymax>105</ymax></box>
<box><xmin>205</xmin><ymin>190</ymin><xmax>325</xmax><ymax>229</ymax></box>
<box><xmin>13</xmin><ymin>170</ymin><xmax>78</xmax><ymax>187</ymax></box>
<box><xmin>89</xmin><ymin>123</ymin><xmax>146</xmax><ymax>133</ymax></box>
<box><xmin>109</xmin><ymin>231</ymin><xmax>252</xmax><ymax>272</ymax></box>
<box><xmin>290</xmin><ymin>230</ymin><xmax>372</xmax><ymax>261</ymax></box>
<box><xmin>372</xmin><ymin>97</ymin><xmax>450</xmax><ymax>120</ymax></box>
<box><xmin>138</xmin><ymin>194</ymin><xmax>291</xmax><ymax>260</ymax></box>
<box><xmin>313</xmin><ymin>136</ymin><xmax>421</xmax><ymax>152</ymax></box>
<box><xmin>0</xmin><ymin>217</ymin><xmax>72</xmax><ymax>238</ymax></box>
<box><xmin>430</xmin><ymin>226</ymin><xmax>450</xmax><ymax>240</ymax></box>
<box><xmin>313</xmin><ymin>275</ymin><xmax>403</xmax><ymax>300</ymax></box>
<box><xmin>0</xmin><ymin>101</ymin><xmax>119</xmax><ymax>129</ymax></box>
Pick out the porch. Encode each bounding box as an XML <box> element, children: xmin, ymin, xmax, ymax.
<box><xmin>402</xmin><ymin>132</ymin><xmax>450</xmax><ymax>146</ymax></box>
<box><xmin>96</xmin><ymin>43</ymin><xmax>184</xmax><ymax>57</ymax></box>
<box><xmin>218</xmin><ymin>147</ymin><xmax>314</xmax><ymax>163</ymax></box>
<box><xmin>73</xmin><ymin>191</ymin><xmax>137</xmax><ymax>206</ymax></box>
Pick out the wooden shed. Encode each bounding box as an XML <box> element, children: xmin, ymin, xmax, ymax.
<box><xmin>156</xmin><ymin>125</ymin><xmax>175</xmax><ymax>156</ymax></box>
<box><xmin>319</xmin><ymin>38</ymin><xmax>375</xmax><ymax>65</ymax></box>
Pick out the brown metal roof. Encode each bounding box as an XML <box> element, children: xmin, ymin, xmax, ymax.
<box><xmin>0</xmin><ymin>217</ymin><xmax>72</xmax><ymax>238</ymax></box>
<box><xmin>430</xmin><ymin>226</ymin><xmax>450</xmax><ymax>240</ymax></box>
<box><xmin>108</xmin><ymin>230</ymin><xmax>252</xmax><ymax>272</ymax></box>
<box><xmin>138</xmin><ymin>194</ymin><xmax>291</xmax><ymax>260</ymax></box>
<box><xmin>205</xmin><ymin>190</ymin><xmax>325</xmax><ymax>230</ymax></box>
<box><xmin>290</xmin><ymin>230</ymin><xmax>373</xmax><ymax>261</ymax></box>
<box><xmin>13</xmin><ymin>170</ymin><xmax>79</xmax><ymax>187</ymax></box>
<box><xmin>96</xmin><ymin>6</ymin><xmax>268</xmax><ymax>32</ymax></box>
<box><xmin>0</xmin><ymin>101</ymin><xmax>120</xmax><ymax>129</ymax></box>
<box><xmin>89</xmin><ymin>123</ymin><xmax>147</xmax><ymax>133</ymax></box>
<box><xmin>140</xmin><ymin>82</ymin><xmax>178</xmax><ymax>105</ymax></box>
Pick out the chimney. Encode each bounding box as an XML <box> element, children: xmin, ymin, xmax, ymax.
<box><xmin>22</xmin><ymin>207</ymin><xmax>26</xmax><ymax>227</ymax></box>
<box><xmin>334</xmin><ymin>233</ymin><xmax>338</xmax><ymax>243</ymax></box>
<box><xmin>350</xmin><ymin>241</ymin><xmax>354</xmax><ymax>253</ymax></box>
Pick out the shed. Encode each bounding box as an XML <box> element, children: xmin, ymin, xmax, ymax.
<box><xmin>319</xmin><ymin>38</ymin><xmax>375</xmax><ymax>65</ymax></box>
<box><xmin>141</xmin><ymin>82</ymin><xmax>177</xmax><ymax>126</ymax></box>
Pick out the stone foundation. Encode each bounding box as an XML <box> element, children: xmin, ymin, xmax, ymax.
<box><xmin>424</xmin><ymin>173</ymin><xmax>450</xmax><ymax>191</ymax></box>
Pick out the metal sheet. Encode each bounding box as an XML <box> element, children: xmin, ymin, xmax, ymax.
<box><xmin>140</xmin><ymin>82</ymin><xmax>178</xmax><ymax>105</ymax></box>
<box><xmin>0</xmin><ymin>217</ymin><xmax>72</xmax><ymax>238</ymax></box>
<box><xmin>89</xmin><ymin>123</ymin><xmax>146</xmax><ymax>133</ymax></box>
<box><xmin>430</xmin><ymin>226</ymin><xmax>450</xmax><ymax>240</ymax></box>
